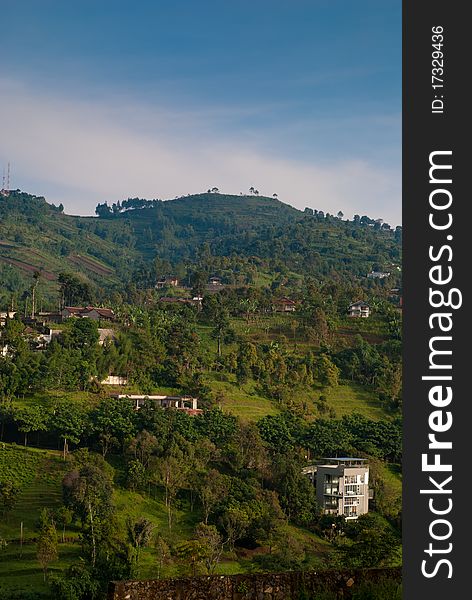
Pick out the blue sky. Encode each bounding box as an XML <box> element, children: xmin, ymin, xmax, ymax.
<box><xmin>0</xmin><ymin>0</ymin><xmax>401</xmax><ymax>223</ymax></box>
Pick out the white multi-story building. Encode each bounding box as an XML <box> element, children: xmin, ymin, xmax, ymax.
<box><xmin>304</xmin><ymin>458</ymin><xmax>371</xmax><ymax>520</ymax></box>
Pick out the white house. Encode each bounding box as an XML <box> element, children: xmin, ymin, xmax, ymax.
<box><xmin>348</xmin><ymin>301</ymin><xmax>370</xmax><ymax>318</ymax></box>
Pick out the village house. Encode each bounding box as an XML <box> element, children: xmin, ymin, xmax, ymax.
<box><xmin>367</xmin><ymin>270</ymin><xmax>391</xmax><ymax>279</ymax></box>
<box><xmin>37</xmin><ymin>311</ymin><xmax>62</xmax><ymax>324</ymax></box>
<box><xmin>348</xmin><ymin>301</ymin><xmax>370</xmax><ymax>318</ymax></box>
<box><xmin>155</xmin><ymin>276</ymin><xmax>180</xmax><ymax>289</ymax></box>
<box><xmin>61</xmin><ymin>306</ymin><xmax>115</xmax><ymax>322</ymax></box>
<box><xmin>101</xmin><ymin>375</ymin><xmax>128</xmax><ymax>386</ymax></box>
<box><xmin>113</xmin><ymin>393</ymin><xmax>202</xmax><ymax>415</ymax></box>
<box><xmin>159</xmin><ymin>297</ymin><xmax>203</xmax><ymax>309</ymax></box>
<box><xmin>0</xmin><ymin>311</ymin><xmax>17</xmax><ymax>326</ymax></box>
<box><xmin>273</xmin><ymin>297</ymin><xmax>297</xmax><ymax>313</ymax></box>
<box><xmin>208</xmin><ymin>276</ymin><xmax>223</xmax><ymax>286</ymax></box>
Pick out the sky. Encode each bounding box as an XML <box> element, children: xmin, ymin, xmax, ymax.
<box><xmin>0</xmin><ymin>0</ymin><xmax>401</xmax><ymax>224</ymax></box>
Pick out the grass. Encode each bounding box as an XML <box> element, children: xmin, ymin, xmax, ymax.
<box><xmin>381</xmin><ymin>463</ymin><xmax>402</xmax><ymax>494</ymax></box>
<box><xmin>0</xmin><ymin>543</ymin><xmax>81</xmax><ymax>599</ymax></box>
<box><xmin>14</xmin><ymin>390</ymin><xmax>99</xmax><ymax>411</ymax></box>
<box><xmin>315</xmin><ymin>384</ymin><xmax>385</xmax><ymax>421</ymax></box>
<box><xmin>0</xmin><ymin>446</ymin><xmax>68</xmax><ymax>540</ymax></box>
<box><xmin>0</xmin><ymin>445</ymin><xmax>81</xmax><ymax>598</ymax></box>
<box><xmin>207</xmin><ymin>373</ymin><xmax>279</xmax><ymax>421</ymax></box>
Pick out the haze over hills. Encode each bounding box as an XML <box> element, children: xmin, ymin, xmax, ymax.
<box><xmin>0</xmin><ymin>190</ymin><xmax>401</xmax><ymax>306</ymax></box>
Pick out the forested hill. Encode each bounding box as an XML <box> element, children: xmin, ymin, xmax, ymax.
<box><xmin>0</xmin><ymin>190</ymin><xmax>401</xmax><ymax>304</ymax></box>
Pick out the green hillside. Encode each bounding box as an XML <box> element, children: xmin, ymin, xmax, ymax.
<box><xmin>0</xmin><ymin>189</ymin><xmax>402</xmax><ymax>599</ymax></box>
<box><xmin>0</xmin><ymin>190</ymin><xmax>401</xmax><ymax>308</ymax></box>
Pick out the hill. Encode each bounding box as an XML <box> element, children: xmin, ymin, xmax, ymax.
<box><xmin>0</xmin><ymin>190</ymin><xmax>401</xmax><ymax>307</ymax></box>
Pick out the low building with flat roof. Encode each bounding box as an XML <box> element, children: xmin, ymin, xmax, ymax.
<box><xmin>113</xmin><ymin>394</ymin><xmax>202</xmax><ymax>415</ymax></box>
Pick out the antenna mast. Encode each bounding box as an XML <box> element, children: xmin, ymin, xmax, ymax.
<box><xmin>1</xmin><ymin>162</ymin><xmax>10</xmax><ymax>196</ymax></box>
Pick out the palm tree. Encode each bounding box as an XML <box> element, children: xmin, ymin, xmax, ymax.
<box><xmin>249</xmin><ymin>187</ymin><xmax>255</xmax><ymax>195</ymax></box>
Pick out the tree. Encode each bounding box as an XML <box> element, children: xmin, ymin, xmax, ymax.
<box><xmin>338</xmin><ymin>514</ymin><xmax>399</xmax><ymax>567</ymax></box>
<box><xmin>211</xmin><ymin>308</ymin><xmax>233</xmax><ymax>356</ymax></box>
<box><xmin>219</xmin><ymin>504</ymin><xmax>249</xmax><ymax>551</ymax></box>
<box><xmin>128</xmin><ymin>430</ymin><xmax>159</xmax><ymax>469</ymax></box>
<box><xmin>58</xmin><ymin>272</ymin><xmax>93</xmax><ymax>308</ymax></box>
<box><xmin>64</xmin><ymin>318</ymin><xmax>100</xmax><ymax>351</ymax></box>
<box><xmin>0</xmin><ymin>479</ymin><xmax>20</xmax><ymax>518</ymax></box>
<box><xmin>155</xmin><ymin>454</ymin><xmax>188</xmax><ymax>530</ymax></box>
<box><xmin>271</xmin><ymin>454</ymin><xmax>317</xmax><ymax>525</ymax></box>
<box><xmin>198</xmin><ymin>469</ymin><xmax>228</xmax><ymax>524</ymax></box>
<box><xmin>37</xmin><ymin>521</ymin><xmax>58</xmax><ymax>582</ymax></box>
<box><xmin>154</xmin><ymin>533</ymin><xmax>172</xmax><ymax>578</ymax></box>
<box><xmin>194</xmin><ymin>523</ymin><xmax>224</xmax><ymax>574</ymax></box>
<box><xmin>50</xmin><ymin>562</ymin><xmax>100</xmax><ymax>600</ymax></box>
<box><xmin>314</xmin><ymin>354</ymin><xmax>340</xmax><ymax>387</ymax></box>
<box><xmin>15</xmin><ymin>405</ymin><xmax>48</xmax><ymax>447</ymax></box>
<box><xmin>51</xmin><ymin>401</ymin><xmax>87</xmax><ymax>460</ymax></box>
<box><xmin>252</xmin><ymin>490</ymin><xmax>286</xmax><ymax>552</ymax></box>
<box><xmin>95</xmin><ymin>202</ymin><xmax>112</xmax><ymax>218</ymax></box>
<box><xmin>56</xmin><ymin>506</ymin><xmax>73</xmax><ymax>543</ymax></box>
<box><xmin>62</xmin><ymin>462</ymin><xmax>115</xmax><ymax>567</ymax></box>
<box><xmin>126</xmin><ymin>517</ymin><xmax>155</xmax><ymax>566</ymax></box>
<box><xmin>31</xmin><ymin>270</ymin><xmax>42</xmax><ymax>319</ymax></box>
<box><xmin>92</xmin><ymin>397</ymin><xmax>136</xmax><ymax>457</ymax></box>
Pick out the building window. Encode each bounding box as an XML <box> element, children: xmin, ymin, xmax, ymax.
<box><xmin>344</xmin><ymin>484</ymin><xmax>361</xmax><ymax>495</ymax></box>
<box><xmin>344</xmin><ymin>497</ymin><xmax>359</xmax><ymax>506</ymax></box>
<box><xmin>324</xmin><ymin>474</ymin><xmax>339</xmax><ymax>495</ymax></box>
<box><xmin>344</xmin><ymin>506</ymin><xmax>358</xmax><ymax>517</ymax></box>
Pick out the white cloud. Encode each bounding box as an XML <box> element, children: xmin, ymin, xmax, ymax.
<box><xmin>0</xmin><ymin>79</ymin><xmax>401</xmax><ymax>225</ymax></box>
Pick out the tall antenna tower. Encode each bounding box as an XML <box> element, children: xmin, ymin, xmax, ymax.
<box><xmin>1</xmin><ymin>162</ymin><xmax>11</xmax><ymax>196</ymax></box>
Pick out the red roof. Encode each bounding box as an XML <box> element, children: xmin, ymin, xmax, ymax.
<box><xmin>63</xmin><ymin>306</ymin><xmax>115</xmax><ymax>318</ymax></box>
<box><xmin>277</xmin><ymin>297</ymin><xmax>297</xmax><ymax>305</ymax></box>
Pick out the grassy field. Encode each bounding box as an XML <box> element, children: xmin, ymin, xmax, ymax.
<box><xmin>313</xmin><ymin>383</ymin><xmax>385</xmax><ymax>421</ymax></box>
<box><xmin>0</xmin><ymin>442</ymin><xmax>336</xmax><ymax>596</ymax></box>
<box><xmin>207</xmin><ymin>373</ymin><xmax>280</xmax><ymax>420</ymax></box>
<box><xmin>0</xmin><ymin>445</ymin><xmax>68</xmax><ymax>540</ymax></box>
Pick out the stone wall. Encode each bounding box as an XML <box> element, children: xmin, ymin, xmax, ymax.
<box><xmin>107</xmin><ymin>567</ymin><xmax>401</xmax><ymax>600</ymax></box>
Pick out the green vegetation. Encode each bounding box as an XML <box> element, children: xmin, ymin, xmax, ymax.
<box><xmin>0</xmin><ymin>190</ymin><xmax>402</xmax><ymax>599</ymax></box>
<box><xmin>0</xmin><ymin>191</ymin><xmax>401</xmax><ymax>307</ymax></box>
